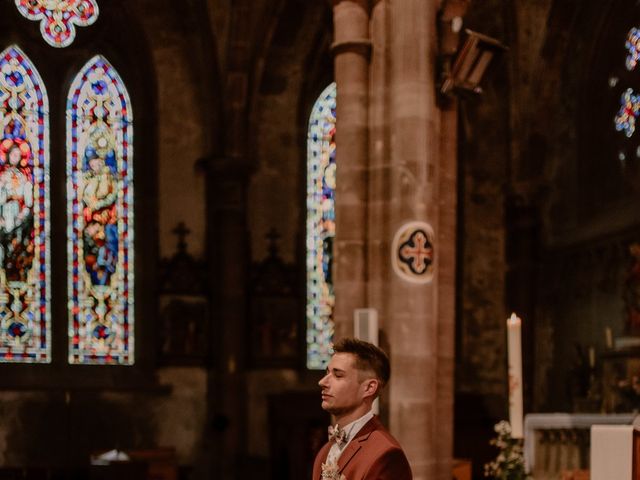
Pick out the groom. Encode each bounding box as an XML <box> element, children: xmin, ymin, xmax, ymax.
<box><xmin>312</xmin><ymin>338</ymin><xmax>412</xmax><ymax>480</ymax></box>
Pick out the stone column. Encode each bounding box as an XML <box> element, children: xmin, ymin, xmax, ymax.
<box><xmin>436</xmin><ymin>99</ymin><xmax>457</xmax><ymax>480</ymax></box>
<box><xmin>334</xmin><ymin>1</ymin><xmax>459</xmax><ymax>477</ymax></box>
<box><xmin>434</xmin><ymin>2</ymin><xmax>466</xmax><ymax>477</ymax></box>
<box><xmin>332</xmin><ymin>0</ymin><xmax>371</xmax><ymax>339</ymax></box>
<box><xmin>386</xmin><ymin>0</ymin><xmax>453</xmax><ymax>479</ymax></box>
<box><xmin>208</xmin><ymin>4</ymin><xmax>252</xmax><ymax>473</ymax></box>
<box><xmin>207</xmin><ymin>159</ymin><xmax>250</xmax><ymax>480</ymax></box>
<box><xmin>368</xmin><ymin>0</ymin><xmax>390</xmax><ymax>334</ymax></box>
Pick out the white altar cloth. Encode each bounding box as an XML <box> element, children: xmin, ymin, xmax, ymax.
<box><xmin>590</xmin><ymin>424</ymin><xmax>634</xmax><ymax>480</ymax></box>
<box><xmin>524</xmin><ymin>413</ymin><xmax>635</xmax><ymax>473</ymax></box>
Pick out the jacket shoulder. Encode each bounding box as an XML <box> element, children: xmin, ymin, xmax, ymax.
<box><xmin>312</xmin><ymin>442</ymin><xmax>331</xmax><ymax>478</ymax></box>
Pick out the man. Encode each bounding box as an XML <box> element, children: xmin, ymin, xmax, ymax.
<box><xmin>312</xmin><ymin>338</ymin><xmax>412</xmax><ymax>480</ymax></box>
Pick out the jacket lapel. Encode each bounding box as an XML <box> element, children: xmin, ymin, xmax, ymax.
<box><xmin>316</xmin><ymin>443</ymin><xmax>332</xmax><ymax>480</ymax></box>
<box><xmin>337</xmin><ymin>416</ymin><xmax>381</xmax><ymax>473</ymax></box>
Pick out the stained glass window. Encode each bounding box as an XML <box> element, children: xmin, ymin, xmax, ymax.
<box><xmin>67</xmin><ymin>55</ymin><xmax>134</xmax><ymax>365</ymax></box>
<box><xmin>615</xmin><ymin>27</ymin><xmax>640</xmax><ymax>139</ymax></box>
<box><xmin>612</xmin><ymin>24</ymin><xmax>640</xmax><ymax>169</ymax></box>
<box><xmin>306</xmin><ymin>82</ymin><xmax>336</xmax><ymax>370</ymax></box>
<box><xmin>0</xmin><ymin>45</ymin><xmax>51</xmax><ymax>363</ymax></box>
<box><xmin>615</xmin><ymin>87</ymin><xmax>640</xmax><ymax>137</ymax></box>
<box><xmin>15</xmin><ymin>0</ymin><xmax>99</xmax><ymax>48</ymax></box>
<box><xmin>626</xmin><ymin>27</ymin><xmax>640</xmax><ymax>72</ymax></box>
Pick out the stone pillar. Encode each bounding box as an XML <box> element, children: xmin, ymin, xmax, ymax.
<box><xmin>368</xmin><ymin>0</ymin><xmax>390</xmax><ymax>333</ymax></box>
<box><xmin>332</xmin><ymin>0</ymin><xmax>371</xmax><ymax>339</ymax></box>
<box><xmin>334</xmin><ymin>1</ymin><xmax>458</xmax><ymax>478</ymax></box>
<box><xmin>386</xmin><ymin>0</ymin><xmax>453</xmax><ymax>479</ymax></box>
<box><xmin>435</xmin><ymin>2</ymin><xmax>466</xmax><ymax>477</ymax></box>
<box><xmin>436</xmin><ymin>100</ymin><xmax>457</xmax><ymax>480</ymax></box>
<box><xmin>207</xmin><ymin>159</ymin><xmax>249</xmax><ymax>480</ymax></box>
<box><xmin>208</xmin><ymin>4</ymin><xmax>253</xmax><ymax>476</ymax></box>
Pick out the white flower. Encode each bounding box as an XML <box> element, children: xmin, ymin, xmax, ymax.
<box><xmin>321</xmin><ymin>462</ymin><xmax>346</xmax><ymax>480</ymax></box>
<box><xmin>484</xmin><ymin>420</ymin><xmax>530</xmax><ymax>479</ymax></box>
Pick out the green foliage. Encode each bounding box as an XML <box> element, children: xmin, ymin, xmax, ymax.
<box><xmin>484</xmin><ymin>421</ymin><xmax>531</xmax><ymax>480</ymax></box>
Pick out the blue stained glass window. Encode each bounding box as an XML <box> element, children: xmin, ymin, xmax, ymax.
<box><xmin>67</xmin><ymin>55</ymin><xmax>134</xmax><ymax>365</ymax></box>
<box><xmin>0</xmin><ymin>45</ymin><xmax>51</xmax><ymax>363</ymax></box>
<box><xmin>306</xmin><ymin>82</ymin><xmax>336</xmax><ymax>370</ymax></box>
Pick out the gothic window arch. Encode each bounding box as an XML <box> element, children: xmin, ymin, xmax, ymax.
<box><xmin>0</xmin><ymin>44</ymin><xmax>51</xmax><ymax>363</ymax></box>
<box><xmin>0</xmin><ymin>2</ymin><xmax>151</xmax><ymax>373</ymax></box>
<box><xmin>306</xmin><ymin>82</ymin><xmax>336</xmax><ymax>370</ymax></box>
<box><xmin>67</xmin><ymin>55</ymin><xmax>134</xmax><ymax>365</ymax></box>
<box><xmin>581</xmin><ymin>4</ymin><xmax>640</xmax><ymax>211</ymax></box>
<box><xmin>0</xmin><ymin>47</ymin><xmax>137</xmax><ymax>366</ymax></box>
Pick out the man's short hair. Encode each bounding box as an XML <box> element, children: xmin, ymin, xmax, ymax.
<box><xmin>332</xmin><ymin>338</ymin><xmax>390</xmax><ymax>388</ymax></box>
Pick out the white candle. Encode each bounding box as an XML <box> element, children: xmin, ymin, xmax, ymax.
<box><xmin>507</xmin><ymin>313</ymin><xmax>524</xmax><ymax>438</ymax></box>
<box><xmin>605</xmin><ymin>327</ymin><xmax>613</xmax><ymax>349</ymax></box>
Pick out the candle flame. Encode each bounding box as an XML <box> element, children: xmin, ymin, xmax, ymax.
<box><xmin>507</xmin><ymin>313</ymin><xmax>521</xmax><ymax>325</ymax></box>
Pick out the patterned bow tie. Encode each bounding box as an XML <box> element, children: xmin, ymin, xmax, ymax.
<box><xmin>328</xmin><ymin>424</ymin><xmax>348</xmax><ymax>447</ymax></box>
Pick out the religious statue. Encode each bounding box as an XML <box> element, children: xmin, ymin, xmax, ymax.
<box><xmin>0</xmin><ymin>140</ymin><xmax>35</xmax><ymax>282</ymax></box>
<box><xmin>81</xmin><ymin>141</ymin><xmax>118</xmax><ymax>286</ymax></box>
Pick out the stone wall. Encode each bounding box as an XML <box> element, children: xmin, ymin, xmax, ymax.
<box><xmin>0</xmin><ymin>368</ymin><xmax>207</xmax><ymax>467</ymax></box>
<box><xmin>134</xmin><ymin>0</ymin><xmax>210</xmax><ymax>260</ymax></box>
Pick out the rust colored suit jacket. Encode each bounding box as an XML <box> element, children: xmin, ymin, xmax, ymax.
<box><xmin>312</xmin><ymin>416</ymin><xmax>412</xmax><ymax>480</ymax></box>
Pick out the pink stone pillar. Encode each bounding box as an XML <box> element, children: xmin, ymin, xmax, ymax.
<box><xmin>368</xmin><ymin>0</ymin><xmax>390</xmax><ymax>323</ymax></box>
<box><xmin>334</xmin><ymin>1</ymin><xmax>458</xmax><ymax>478</ymax></box>
<box><xmin>386</xmin><ymin>0</ymin><xmax>454</xmax><ymax>479</ymax></box>
<box><xmin>332</xmin><ymin>0</ymin><xmax>371</xmax><ymax>339</ymax></box>
<box><xmin>436</xmin><ymin>103</ymin><xmax>457</xmax><ymax>480</ymax></box>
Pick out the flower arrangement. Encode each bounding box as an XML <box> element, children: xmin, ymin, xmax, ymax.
<box><xmin>484</xmin><ymin>421</ymin><xmax>530</xmax><ymax>480</ymax></box>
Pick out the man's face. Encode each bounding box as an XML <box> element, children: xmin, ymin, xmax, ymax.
<box><xmin>318</xmin><ymin>352</ymin><xmax>370</xmax><ymax>416</ymax></box>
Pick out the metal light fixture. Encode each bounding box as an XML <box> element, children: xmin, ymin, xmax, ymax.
<box><xmin>440</xmin><ymin>29</ymin><xmax>507</xmax><ymax>96</ymax></box>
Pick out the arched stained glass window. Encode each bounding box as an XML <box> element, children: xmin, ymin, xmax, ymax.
<box><xmin>15</xmin><ymin>0</ymin><xmax>99</xmax><ymax>48</ymax></box>
<box><xmin>615</xmin><ymin>27</ymin><xmax>640</xmax><ymax>138</ymax></box>
<box><xmin>306</xmin><ymin>82</ymin><xmax>336</xmax><ymax>370</ymax></box>
<box><xmin>67</xmin><ymin>55</ymin><xmax>134</xmax><ymax>365</ymax></box>
<box><xmin>581</xmin><ymin>6</ymin><xmax>640</xmax><ymax>210</ymax></box>
<box><xmin>0</xmin><ymin>45</ymin><xmax>51</xmax><ymax>363</ymax></box>
<box><xmin>603</xmin><ymin>18</ymin><xmax>640</xmax><ymax>199</ymax></box>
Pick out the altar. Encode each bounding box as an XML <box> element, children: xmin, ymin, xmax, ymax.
<box><xmin>524</xmin><ymin>413</ymin><xmax>636</xmax><ymax>479</ymax></box>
